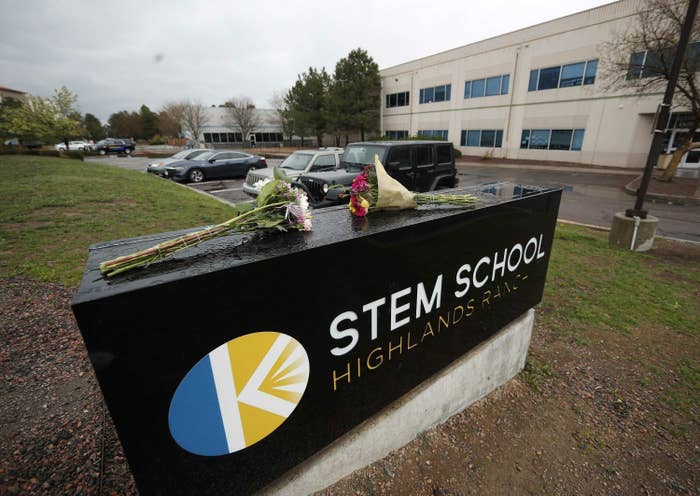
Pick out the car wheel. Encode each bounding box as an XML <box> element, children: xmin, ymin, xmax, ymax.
<box><xmin>125</xmin><ymin>148</ymin><xmax>132</xmax><ymax>155</ymax></box>
<box><xmin>188</xmin><ymin>168</ymin><xmax>205</xmax><ymax>183</ymax></box>
<box><xmin>99</xmin><ymin>149</ymin><xmax>106</xmax><ymax>155</ymax></box>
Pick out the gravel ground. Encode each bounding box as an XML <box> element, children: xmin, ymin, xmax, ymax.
<box><xmin>1</xmin><ymin>271</ymin><xmax>697</xmax><ymax>495</ymax></box>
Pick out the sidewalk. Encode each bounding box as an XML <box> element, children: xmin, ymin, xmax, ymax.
<box><xmin>624</xmin><ymin>174</ymin><xmax>700</xmax><ymax>205</ymax></box>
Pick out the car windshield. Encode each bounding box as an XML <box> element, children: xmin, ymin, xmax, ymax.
<box><xmin>341</xmin><ymin>146</ymin><xmax>387</xmax><ymax>167</ymax></box>
<box><xmin>280</xmin><ymin>153</ymin><xmax>313</xmax><ymax>170</ymax></box>
<box><xmin>171</xmin><ymin>150</ymin><xmax>190</xmax><ymax>159</ymax></box>
<box><xmin>186</xmin><ymin>150</ymin><xmax>209</xmax><ymax>159</ymax></box>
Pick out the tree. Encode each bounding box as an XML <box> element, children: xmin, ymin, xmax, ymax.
<box><xmin>330</xmin><ymin>48</ymin><xmax>381</xmax><ymax>141</ymax></box>
<box><xmin>108</xmin><ymin>110</ymin><xmax>143</xmax><ymax>139</ymax></box>
<box><xmin>140</xmin><ymin>104</ymin><xmax>159</xmax><ymax>139</ymax></box>
<box><xmin>4</xmin><ymin>86</ymin><xmax>84</xmax><ymax>149</ymax></box>
<box><xmin>83</xmin><ymin>113</ymin><xmax>106</xmax><ymax>141</ymax></box>
<box><xmin>602</xmin><ymin>0</ymin><xmax>700</xmax><ymax>181</ymax></box>
<box><xmin>158</xmin><ymin>101</ymin><xmax>185</xmax><ymax>137</ymax></box>
<box><xmin>224</xmin><ymin>96</ymin><xmax>262</xmax><ymax>146</ymax></box>
<box><xmin>180</xmin><ymin>100</ymin><xmax>209</xmax><ymax>144</ymax></box>
<box><xmin>0</xmin><ymin>96</ymin><xmax>23</xmax><ymax>141</ymax></box>
<box><xmin>286</xmin><ymin>67</ymin><xmax>330</xmax><ymax>147</ymax></box>
<box><xmin>269</xmin><ymin>91</ymin><xmax>294</xmax><ymax>146</ymax></box>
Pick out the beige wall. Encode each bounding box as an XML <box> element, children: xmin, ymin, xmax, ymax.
<box><xmin>379</xmin><ymin>0</ymin><xmax>677</xmax><ymax>168</ymax></box>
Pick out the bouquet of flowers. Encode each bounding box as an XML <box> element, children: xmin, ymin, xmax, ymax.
<box><xmin>349</xmin><ymin>155</ymin><xmax>478</xmax><ymax>217</ymax></box>
<box><xmin>100</xmin><ymin>170</ymin><xmax>312</xmax><ymax>277</ymax></box>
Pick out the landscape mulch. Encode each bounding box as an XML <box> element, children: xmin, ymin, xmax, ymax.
<box><xmin>1</xmin><ymin>272</ymin><xmax>698</xmax><ymax>495</ymax></box>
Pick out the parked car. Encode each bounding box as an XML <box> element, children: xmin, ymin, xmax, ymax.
<box><xmin>295</xmin><ymin>141</ymin><xmax>458</xmax><ymax>207</ymax></box>
<box><xmin>163</xmin><ymin>150</ymin><xmax>267</xmax><ymax>183</ymax></box>
<box><xmin>54</xmin><ymin>140</ymin><xmax>91</xmax><ymax>151</ymax></box>
<box><xmin>242</xmin><ymin>147</ymin><xmax>343</xmax><ymax>197</ymax></box>
<box><xmin>92</xmin><ymin>138</ymin><xmax>135</xmax><ymax>155</ymax></box>
<box><xmin>146</xmin><ymin>149</ymin><xmax>209</xmax><ymax>176</ymax></box>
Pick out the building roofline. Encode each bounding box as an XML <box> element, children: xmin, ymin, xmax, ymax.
<box><xmin>0</xmin><ymin>86</ymin><xmax>27</xmax><ymax>94</ymax></box>
<box><xmin>379</xmin><ymin>0</ymin><xmax>627</xmax><ymax>73</ymax></box>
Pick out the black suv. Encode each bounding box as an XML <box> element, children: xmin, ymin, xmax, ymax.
<box><xmin>295</xmin><ymin>141</ymin><xmax>458</xmax><ymax>207</ymax></box>
<box><xmin>92</xmin><ymin>138</ymin><xmax>136</xmax><ymax>155</ymax></box>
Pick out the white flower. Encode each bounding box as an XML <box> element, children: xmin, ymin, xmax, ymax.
<box><xmin>253</xmin><ymin>178</ymin><xmax>271</xmax><ymax>190</ymax></box>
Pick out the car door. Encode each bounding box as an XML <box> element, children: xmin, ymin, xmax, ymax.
<box><xmin>308</xmin><ymin>153</ymin><xmax>337</xmax><ymax>173</ymax></box>
<box><xmin>228</xmin><ymin>152</ymin><xmax>252</xmax><ymax>177</ymax></box>
<box><xmin>206</xmin><ymin>152</ymin><xmax>232</xmax><ymax>178</ymax></box>
<box><xmin>385</xmin><ymin>146</ymin><xmax>414</xmax><ymax>190</ymax></box>
<box><xmin>412</xmin><ymin>145</ymin><xmax>436</xmax><ymax>192</ymax></box>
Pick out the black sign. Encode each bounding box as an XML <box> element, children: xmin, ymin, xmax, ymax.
<box><xmin>72</xmin><ymin>183</ymin><xmax>561</xmax><ymax>495</ymax></box>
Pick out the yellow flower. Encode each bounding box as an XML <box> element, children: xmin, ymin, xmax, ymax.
<box><xmin>360</xmin><ymin>198</ymin><xmax>369</xmax><ymax>209</ymax></box>
<box><xmin>349</xmin><ymin>201</ymin><xmax>356</xmax><ymax>214</ymax></box>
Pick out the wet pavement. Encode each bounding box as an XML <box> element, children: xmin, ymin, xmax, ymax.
<box><xmin>85</xmin><ymin>156</ymin><xmax>699</xmax><ymax>242</ymax></box>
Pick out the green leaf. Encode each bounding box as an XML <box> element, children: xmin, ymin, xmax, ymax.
<box><xmin>231</xmin><ymin>202</ymin><xmax>255</xmax><ymax>215</ymax></box>
<box><xmin>257</xmin><ymin>179</ymin><xmax>280</xmax><ymax>207</ymax></box>
<box><xmin>273</xmin><ymin>167</ymin><xmax>293</xmax><ymax>183</ymax></box>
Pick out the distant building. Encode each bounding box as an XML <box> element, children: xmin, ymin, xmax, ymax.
<box><xmin>379</xmin><ymin>0</ymin><xmax>698</xmax><ymax>169</ymax></box>
<box><xmin>0</xmin><ymin>86</ymin><xmax>27</xmax><ymax>103</ymax></box>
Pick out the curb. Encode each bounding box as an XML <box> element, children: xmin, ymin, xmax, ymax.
<box><xmin>623</xmin><ymin>175</ymin><xmax>700</xmax><ymax>206</ymax></box>
<box><xmin>456</xmin><ymin>161</ymin><xmax>642</xmax><ymax>175</ymax></box>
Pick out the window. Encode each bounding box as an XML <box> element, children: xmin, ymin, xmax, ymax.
<box><xmin>501</xmin><ymin>74</ymin><xmax>510</xmax><ymax>94</ymax></box>
<box><xmin>538</xmin><ymin>66</ymin><xmax>560</xmax><ymax>90</ymax></box>
<box><xmin>231</xmin><ymin>152</ymin><xmax>247</xmax><ymax>159</ymax></box>
<box><xmin>419</xmin><ymin>84</ymin><xmax>450</xmax><ymax>104</ymax></box>
<box><xmin>520</xmin><ymin>128</ymin><xmax>585</xmax><ymax>150</ymax></box>
<box><xmin>460</xmin><ymin>129</ymin><xmax>504</xmax><ymax>148</ymax></box>
<box><xmin>416</xmin><ymin>146</ymin><xmax>433</xmax><ymax>165</ymax></box>
<box><xmin>385</xmin><ymin>130</ymin><xmax>408</xmax><ymax>140</ymax></box>
<box><xmin>386</xmin><ymin>91</ymin><xmax>410</xmax><ymax>108</ymax></box>
<box><xmin>204</xmin><ymin>133</ymin><xmax>212</xmax><ymax>143</ymax></box>
<box><xmin>529</xmin><ymin>60</ymin><xmax>598</xmax><ymax>91</ymax></box>
<box><xmin>471</xmin><ymin>79</ymin><xmax>485</xmax><ymax>98</ymax></box>
<box><xmin>418</xmin><ymin>130</ymin><xmax>448</xmax><ymax>140</ymax></box>
<box><xmin>388</xmin><ymin>147</ymin><xmax>411</xmax><ymax>167</ymax></box>
<box><xmin>313</xmin><ymin>154</ymin><xmax>336</xmax><ymax>167</ymax></box>
<box><xmin>436</xmin><ymin>144</ymin><xmax>452</xmax><ymax>164</ymax></box>
<box><xmin>560</xmin><ymin>62</ymin><xmax>585</xmax><ymax>87</ymax></box>
<box><xmin>464</xmin><ymin>74</ymin><xmax>509</xmax><ymax>98</ymax></box>
<box><xmin>212</xmin><ymin>133</ymin><xmax>221</xmax><ymax>143</ymax></box>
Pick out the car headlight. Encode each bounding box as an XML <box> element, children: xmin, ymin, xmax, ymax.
<box><xmin>172</xmin><ymin>166</ymin><xmax>184</xmax><ymax>171</ymax></box>
<box><xmin>151</xmin><ymin>162</ymin><xmax>162</xmax><ymax>168</ymax></box>
<box><xmin>322</xmin><ymin>183</ymin><xmax>329</xmax><ymax>194</ymax></box>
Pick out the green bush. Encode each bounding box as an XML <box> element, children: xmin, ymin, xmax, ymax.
<box><xmin>149</xmin><ymin>134</ymin><xmax>169</xmax><ymax>145</ymax></box>
<box><xmin>453</xmin><ymin>148</ymin><xmax>462</xmax><ymax>158</ymax></box>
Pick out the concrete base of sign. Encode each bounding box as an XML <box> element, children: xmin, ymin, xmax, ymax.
<box><xmin>261</xmin><ymin>309</ymin><xmax>535</xmax><ymax>496</ymax></box>
<box><xmin>608</xmin><ymin>212</ymin><xmax>658</xmax><ymax>252</ymax></box>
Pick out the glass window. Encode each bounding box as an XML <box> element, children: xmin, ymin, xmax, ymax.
<box><xmin>434</xmin><ymin>85</ymin><xmax>446</xmax><ymax>102</ymax></box>
<box><xmin>231</xmin><ymin>152</ymin><xmax>247</xmax><ymax>159</ymax></box>
<box><xmin>280</xmin><ymin>152</ymin><xmax>313</xmax><ymax>170</ymax></box>
<box><xmin>437</xmin><ymin>144</ymin><xmax>451</xmax><ymax>163</ymax></box>
<box><xmin>419</xmin><ymin>89</ymin><xmax>424</xmax><ymax>103</ymax></box>
<box><xmin>480</xmin><ymin>130</ymin><xmax>496</xmax><ymax>147</ymax></box>
<box><xmin>467</xmin><ymin>130</ymin><xmax>480</xmax><ymax>146</ymax></box>
<box><xmin>204</xmin><ymin>133</ymin><xmax>212</xmax><ymax>143</ymax></box>
<box><xmin>688</xmin><ymin>41</ymin><xmax>700</xmax><ymax>71</ymax></box>
<box><xmin>528</xmin><ymin>70</ymin><xmax>539</xmax><ymax>91</ymax></box>
<box><xmin>549</xmin><ymin>129</ymin><xmax>573</xmax><ymax>150</ymax></box>
<box><xmin>495</xmin><ymin>130</ymin><xmax>503</xmax><ymax>148</ymax></box>
<box><xmin>388</xmin><ymin>147</ymin><xmax>411</xmax><ymax>167</ymax></box>
<box><xmin>471</xmin><ymin>79</ymin><xmax>485</xmax><ymax>98</ymax></box>
<box><xmin>520</xmin><ymin>129</ymin><xmax>531</xmax><ymax>149</ymax></box>
<box><xmin>464</xmin><ymin>81</ymin><xmax>471</xmax><ymax>98</ymax></box>
<box><xmin>485</xmin><ymin>76</ymin><xmax>501</xmax><ymax>96</ymax></box>
<box><xmin>226</xmin><ymin>133</ymin><xmax>235</xmax><ymax>142</ymax></box>
<box><xmin>446</xmin><ymin>84</ymin><xmax>451</xmax><ymax>101</ymax></box>
<box><xmin>584</xmin><ymin>59</ymin><xmax>597</xmax><ymax>84</ymax></box>
<box><xmin>397</xmin><ymin>92</ymin><xmax>405</xmax><ymax>106</ymax></box>
<box><xmin>424</xmin><ymin>87</ymin><xmax>434</xmax><ymax>103</ymax></box>
<box><xmin>386</xmin><ymin>95</ymin><xmax>390</xmax><ymax>108</ymax></box>
<box><xmin>313</xmin><ymin>154</ymin><xmax>336</xmax><ymax>167</ymax></box>
<box><xmin>416</xmin><ymin>146</ymin><xmax>432</xmax><ymax>165</ymax></box>
<box><xmin>538</xmin><ymin>66</ymin><xmax>560</xmax><ymax>90</ymax></box>
<box><xmin>460</xmin><ymin>130</ymin><xmax>467</xmax><ymax>146</ymax></box>
<box><xmin>212</xmin><ymin>133</ymin><xmax>220</xmax><ymax>143</ymax></box>
<box><xmin>560</xmin><ymin>62</ymin><xmax>585</xmax><ymax>87</ymax></box>
<box><xmin>642</xmin><ymin>50</ymin><xmax>665</xmax><ymax>77</ymax></box>
<box><xmin>627</xmin><ymin>51</ymin><xmax>645</xmax><ymax>79</ymax></box>
<box><xmin>389</xmin><ymin>94</ymin><xmax>397</xmax><ymax>107</ymax></box>
<box><xmin>529</xmin><ymin>130</ymin><xmax>550</xmax><ymax>149</ymax></box>
<box><xmin>572</xmin><ymin>129</ymin><xmax>585</xmax><ymax>150</ymax></box>
<box><xmin>501</xmin><ymin>74</ymin><xmax>510</xmax><ymax>94</ymax></box>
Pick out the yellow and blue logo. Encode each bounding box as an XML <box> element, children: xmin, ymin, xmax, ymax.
<box><xmin>168</xmin><ymin>332</ymin><xmax>310</xmax><ymax>456</ymax></box>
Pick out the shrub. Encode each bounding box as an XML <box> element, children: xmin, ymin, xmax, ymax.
<box><xmin>453</xmin><ymin>148</ymin><xmax>462</xmax><ymax>158</ymax></box>
<box><xmin>149</xmin><ymin>134</ymin><xmax>169</xmax><ymax>145</ymax></box>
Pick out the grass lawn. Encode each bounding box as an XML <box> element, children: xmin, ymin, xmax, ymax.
<box><xmin>0</xmin><ymin>155</ymin><xmax>236</xmax><ymax>286</ymax></box>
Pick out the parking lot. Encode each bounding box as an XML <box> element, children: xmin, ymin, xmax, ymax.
<box><xmin>85</xmin><ymin>154</ymin><xmax>700</xmax><ymax>242</ymax></box>
<box><xmin>85</xmin><ymin>155</ymin><xmax>282</xmax><ymax>203</ymax></box>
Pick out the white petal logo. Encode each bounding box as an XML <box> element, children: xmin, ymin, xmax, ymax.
<box><xmin>168</xmin><ymin>332</ymin><xmax>310</xmax><ymax>456</ymax></box>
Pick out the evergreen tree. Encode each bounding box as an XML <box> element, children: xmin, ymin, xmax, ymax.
<box><xmin>140</xmin><ymin>104</ymin><xmax>159</xmax><ymax>139</ymax></box>
<box><xmin>83</xmin><ymin>113</ymin><xmax>106</xmax><ymax>140</ymax></box>
<box><xmin>286</xmin><ymin>67</ymin><xmax>330</xmax><ymax>147</ymax></box>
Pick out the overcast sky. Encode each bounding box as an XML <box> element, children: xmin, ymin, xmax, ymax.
<box><xmin>0</xmin><ymin>0</ymin><xmax>614</xmax><ymax>122</ymax></box>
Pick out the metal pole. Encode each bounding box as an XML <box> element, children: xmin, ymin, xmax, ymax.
<box><xmin>626</xmin><ymin>0</ymin><xmax>699</xmax><ymax>219</ymax></box>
